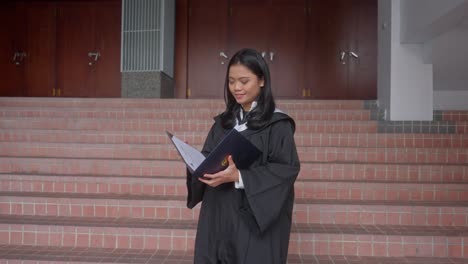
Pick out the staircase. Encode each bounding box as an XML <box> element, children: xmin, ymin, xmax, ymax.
<box><xmin>0</xmin><ymin>97</ymin><xmax>467</xmax><ymax>264</ymax></box>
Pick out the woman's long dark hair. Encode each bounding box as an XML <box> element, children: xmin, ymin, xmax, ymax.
<box><xmin>220</xmin><ymin>48</ymin><xmax>276</xmax><ymax>130</ymax></box>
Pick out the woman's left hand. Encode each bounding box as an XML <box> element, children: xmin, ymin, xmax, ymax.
<box><xmin>199</xmin><ymin>155</ymin><xmax>239</xmax><ymax>187</ymax></box>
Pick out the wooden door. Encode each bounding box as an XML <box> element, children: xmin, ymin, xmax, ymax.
<box><xmin>0</xmin><ymin>3</ymin><xmax>26</xmax><ymax>96</ymax></box>
<box><xmin>269</xmin><ymin>0</ymin><xmax>306</xmax><ymax>98</ymax></box>
<box><xmin>24</xmin><ymin>3</ymin><xmax>56</xmax><ymax>97</ymax></box>
<box><xmin>56</xmin><ymin>2</ymin><xmax>95</xmax><ymax>97</ymax></box>
<box><xmin>57</xmin><ymin>1</ymin><xmax>121</xmax><ymax>98</ymax></box>
<box><xmin>306</xmin><ymin>0</ymin><xmax>376</xmax><ymax>99</ymax></box>
<box><xmin>92</xmin><ymin>1</ymin><xmax>121</xmax><ymax>97</ymax></box>
<box><xmin>306</xmin><ymin>0</ymin><xmax>350</xmax><ymax>99</ymax></box>
<box><xmin>187</xmin><ymin>0</ymin><xmax>228</xmax><ymax>98</ymax></box>
<box><xmin>228</xmin><ymin>0</ymin><xmax>270</xmax><ymax>57</ymax></box>
<box><xmin>347</xmin><ymin>0</ymin><xmax>377</xmax><ymax>99</ymax></box>
<box><xmin>229</xmin><ymin>0</ymin><xmax>307</xmax><ymax>99</ymax></box>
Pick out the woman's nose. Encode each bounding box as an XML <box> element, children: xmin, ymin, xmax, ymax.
<box><xmin>234</xmin><ymin>82</ymin><xmax>242</xmax><ymax>90</ymax></box>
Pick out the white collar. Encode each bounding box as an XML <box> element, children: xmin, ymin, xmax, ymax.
<box><xmin>235</xmin><ymin>101</ymin><xmax>257</xmax><ymax>132</ymax></box>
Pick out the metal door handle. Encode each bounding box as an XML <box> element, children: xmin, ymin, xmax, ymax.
<box><xmin>13</xmin><ymin>51</ymin><xmax>27</xmax><ymax>65</ymax></box>
<box><xmin>88</xmin><ymin>52</ymin><xmax>100</xmax><ymax>61</ymax></box>
<box><xmin>350</xmin><ymin>51</ymin><xmax>359</xmax><ymax>58</ymax></box>
<box><xmin>269</xmin><ymin>51</ymin><xmax>274</xmax><ymax>61</ymax></box>
<box><xmin>340</xmin><ymin>51</ymin><xmax>347</xmax><ymax>64</ymax></box>
<box><xmin>219</xmin><ymin>51</ymin><xmax>228</xmax><ymax>59</ymax></box>
<box><xmin>261</xmin><ymin>51</ymin><xmax>266</xmax><ymax>58</ymax></box>
<box><xmin>88</xmin><ymin>52</ymin><xmax>101</xmax><ymax>66</ymax></box>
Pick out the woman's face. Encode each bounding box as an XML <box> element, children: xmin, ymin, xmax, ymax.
<box><xmin>228</xmin><ymin>64</ymin><xmax>264</xmax><ymax>111</ymax></box>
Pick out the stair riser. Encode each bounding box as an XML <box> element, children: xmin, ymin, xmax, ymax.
<box><xmin>0</xmin><ymin>200</ymin><xmax>198</xmax><ymax>221</ymax></box>
<box><xmin>0</xmin><ymin>119</ymin><xmax>378</xmax><ymax>133</ymax></box>
<box><xmin>2</xmin><ymin>143</ymin><xmax>467</xmax><ymax>165</ymax></box>
<box><xmin>294</xmin><ymin>182</ymin><xmax>468</xmax><ymax>201</ymax></box>
<box><xmin>0</xmin><ymin>224</ymin><xmax>465</xmax><ymax>258</ymax></box>
<box><xmin>293</xmin><ymin>204</ymin><xmax>467</xmax><ymax>226</ymax></box>
<box><xmin>2</xmin><ymin>130</ymin><xmax>466</xmax><ymax>148</ymax></box>
<box><xmin>1</xmin><ymin>198</ymin><xmax>466</xmax><ymax>226</ymax></box>
<box><xmin>1</xmin><ymin>160</ymin><xmax>466</xmax><ymax>182</ymax></box>
<box><xmin>0</xmin><ymin>109</ymin><xmax>372</xmax><ymax>121</ymax></box>
<box><xmin>0</xmin><ymin>224</ymin><xmax>196</xmax><ymax>252</ymax></box>
<box><xmin>442</xmin><ymin>112</ymin><xmax>468</xmax><ymax>122</ymax></box>
<box><xmin>2</xmin><ymin>180</ymin><xmax>467</xmax><ymax>202</ymax></box>
<box><xmin>289</xmin><ymin>233</ymin><xmax>467</xmax><ymax>258</ymax></box>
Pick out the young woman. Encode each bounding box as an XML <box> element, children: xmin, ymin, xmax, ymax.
<box><xmin>187</xmin><ymin>48</ymin><xmax>300</xmax><ymax>264</ymax></box>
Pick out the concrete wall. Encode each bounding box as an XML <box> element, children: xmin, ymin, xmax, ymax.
<box><xmin>378</xmin><ymin>0</ymin><xmax>433</xmax><ymax>120</ymax></box>
<box><xmin>121</xmin><ymin>72</ymin><xmax>174</xmax><ymax>98</ymax></box>
<box><xmin>377</xmin><ymin>0</ymin><xmax>392</xmax><ymax>118</ymax></box>
<box><xmin>400</xmin><ymin>0</ymin><xmax>468</xmax><ymax>43</ymax></box>
<box><xmin>399</xmin><ymin>0</ymin><xmax>468</xmax><ymax>110</ymax></box>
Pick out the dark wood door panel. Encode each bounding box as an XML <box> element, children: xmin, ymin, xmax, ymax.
<box><xmin>0</xmin><ymin>3</ymin><xmax>26</xmax><ymax>96</ymax></box>
<box><xmin>93</xmin><ymin>1</ymin><xmax>121</xmax><ymax>97</ymax></box>
<box><xmin>228</xmin><ymin>1</ymin><xmax>270</xmax><ymax>58</ymax></box>
<box><xmin>187</xmin><ymin>0</ymin><xmax>228</xmax><ymax>98</ymax></box>
<box><xmin>24</xmin><ymin>3</ymin><xmax>56</xmax><ymax>97</ymax></box>
<box><xmin>56</xmin><ymin>1</ymin><xmax>121</xmax><ymax>98</ymax></box>
<box><xmin>348</xmin><ymin>0</ymin><xmax>377</xmax><ymax>99</ymax></box>
<box><xmin>306</xmin><ymin>0</ymin><xmax>349</xmax><ymax>99</ymax></box>
<box><xmin>269</xmin><ymin>3</ymin><xmax>306</xmax><ymax>98</ymax></box>
<box><xmin>56</xmin><ymin>2</ymin><xmax>95</xmax><ymax>97</ymax></box>
<box><xmin>180</xmin><ymin>0</ymin><xmax>379</xmax><ymax>100</ymax></box>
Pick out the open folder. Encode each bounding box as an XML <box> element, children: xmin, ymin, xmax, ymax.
<box><xmin>166</xmin><ymin>129</ymin><xmax>262</xmax><ymax>178</ymax></box>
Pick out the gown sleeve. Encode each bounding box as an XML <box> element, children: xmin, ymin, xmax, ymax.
<box><xmin>239</xmin><ymin>118</ymin><xmax>300</xmax><ymax>234</ymax></box>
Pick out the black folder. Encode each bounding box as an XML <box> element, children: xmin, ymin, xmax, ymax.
<box><xmin>167</xmin><ymin>129</ymin><xmax>262</xmax><ymax>178</ymax></box>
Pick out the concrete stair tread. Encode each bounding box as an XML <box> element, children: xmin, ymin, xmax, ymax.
<box><xmin>2</xmin><ymin>142</ymin><xmax>467</xmax><ymax>165</ymax></box>
<box><xmin>2</xmin><ymin>173</ymin><xmax>467</xmax><ymax>185</ymax></box>
<box><xmin>0</xmin><ymin>98</ymin><xmax>368</xmax><ymax>109</ymax></box>
<box><xmin>1</xmin><ymin>215</ymin><xmax>466</xmax><ymax>236</ymax></box>
<box><xmin>0</xmin><ymin>107</ymin><xmax>373</xmax><ymax>121</ymax></box>
<box><xmin>2</xmin><ymin>129</ymin><xmax>466</xmax><ymax>148</ymax></box>
<box><xmin>1</xmin><ymin>171</ymin><xmax>467</xmax><ymax>184</ymax></box>
<box><xmin>0</xmin><ymin>191</ymin><xmax>185</xmax><ymax>201</ymax></box>
<box><xmin>0</xmin><ymin>117</ymin><xmax>379</xmax><ymax>134</ymax></box>
<box><xmin>297</xmin><ymin>199</ymin><xmax>468</xmax><ymax>207</ymax></box>
<box><xmin>1</xmin><ymin>191</ymin><xmax>467</xmax><ymax>207</ymax></box>
<box><xmin>0</xmin><ymin>173</ymin><xmax>468</xmax><ymax>185</ymax></box>
<box><xmin>0</xmin><ymin>246</ymin><xmax>465</xmax><ymax>263</ymax></box>
<box><xmin>2</xmin><ymin>158</ymin><xmax>467</xmax><ymax>184</ymax></box>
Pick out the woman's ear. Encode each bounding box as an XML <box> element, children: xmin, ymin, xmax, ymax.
<box><xmin>260</xmin><ymin>79</ymin><xmax>265</xmax><ymax>88</ymax></box>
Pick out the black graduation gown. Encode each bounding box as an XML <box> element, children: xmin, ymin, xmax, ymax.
<box><xmin>187</xmin><ymin>112</ymin><xmax>300</xmax><ymax>264</ymax></box>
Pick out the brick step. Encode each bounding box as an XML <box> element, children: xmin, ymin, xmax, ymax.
<box><xmin>1</xmin><ymin>174</ymin><xmax>467</xmax><ymax>202</ymax></box>
<box><xmin>0</xmin><ymin>107</ymin><xmax>373</xmax><ymax>121</ymax></box>
<box><xmin>0</xmin><ymin>118</ymin><xmax>378</xmax><ymax>133</ymax></box>
<box><xmin>0</xmin><ymin>215</ymin><xmax>466</xmax><ymax>258</ymax></box>
<box><xmin>2</xmin><ymin>142</ymin><xmax>467</xmax><ymax>165</ymax></box>
<box><xmin>294</xmin><ymin>181</ymin><xmax>468</xmax><ymax>201</ymax></box>
<box><xmin>1</xmin><ymin>192</ymin><xmax>466</xmax><ymax>226</ymax></box>
<box><xmin>0</xmin><ymin>98</ymin><xmax>368</xmax><ymax>110</ymax></box>
<box><xmin>1</xmin><ymin>172</ymin><xmax>466</xmax><ymax>200</ymax></box>
<box><xmin>1</xmin><ymin>129</ymin><xmax>467</xmax><ymax>148</ymax></box>
<box><xmin>1</xmin><ymin>157</ymin><xmax>466</xmax><ymax>182</ymax></box>
<box><xmin>439</xmin><ymin>111</ymin><xmax>468</xmax><ymax>122</ymax></box>
<box><xmin>455</xmin><ymin>122</ymin><xmax>468</xmax><ymax>134</ymax></box>
<box><xmin>0</xmin><ymin>247</ymin><xmax>464</xmax><ymax>264</ymax></box>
